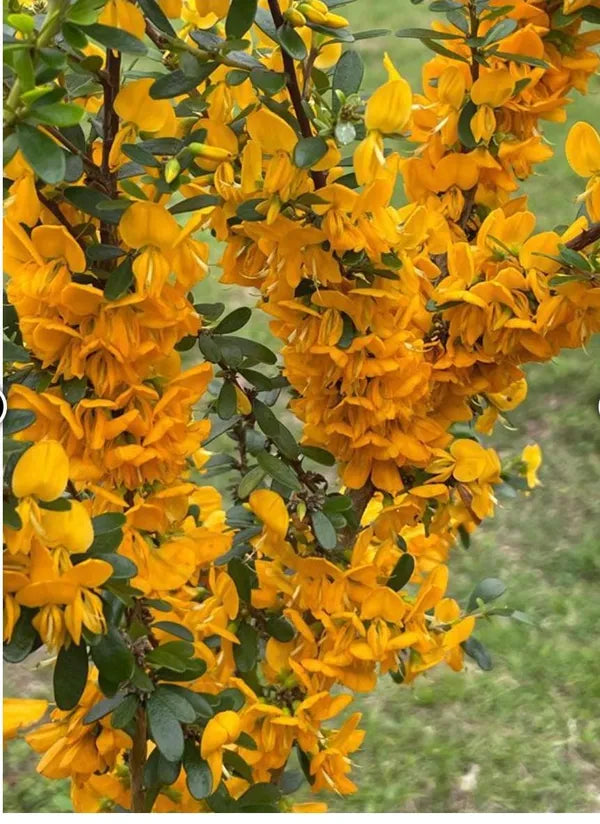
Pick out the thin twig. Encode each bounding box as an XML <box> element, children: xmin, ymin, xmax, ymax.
<box><xmin>266</xmin><ymin>0</ymin><xmax>327</xmax><ymax>189</ymax></box>
<box><xmin>566</xmin><ymin>221</ymin><xmax>600</xmax><ymax>252</ymax></box>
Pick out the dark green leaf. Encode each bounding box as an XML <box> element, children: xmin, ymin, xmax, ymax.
<box><xmin>80</xmin><ymin>23</ymin><xmax>147</xmax><ymax>54</ymax></box>
<box><xmin>62</xmin><ymin>376</ymin><xmax>88</xmax><ymax>404</ymax></box>
<box><xmin>150</xmin><ymin>64</ymin><xmax>215</xmax><ymax>99</ymax></box>
<box><xmin>301</xmin><ymin>445</ymin><xmax>335</xmax><ymax>466</ymax></box>
<box><xmin>226</xmin><ymin>0</ymin><xmax>257</xmax><ymax>39</ymax></box>
<box><xmin>228</xmin><ymin>557</ymin><xmax>255</xmax><ymax>603</ymax></box>
<box><xmin>3</xmin><ymin>609</ymin><xmax>39</xmax><ymax>663</ymax></box>
<box><xmin>277</xmin><ymin>24</ymin><xmax>308</xmax><ymax>60</ymax></box>
<box><xmin>395</xmin><ymin>27</ymin><xmax>463</xmax><ymax>39</ymax></box>
<box><xmin>237</xmin><ymin>466</ymin><xmax>266</xmax><ymax>500</ymax></box>
<box><xmin>111</xmin><ymin>693</ymin><xmax>139</xmax><ymax>729</ymax></box>
<box><xmin>332</xmin><ymin>50</ymin><xmax>364</xmax><ymax>114</ymax></box>
<box><xmin>92</xmin><ymin>512</ymin><xmax>126</xmax><ymax>534</ymax></box>
<box><xmin>138</xmin><ymin>0</ymin><xmax>176</xmax><ymax>36</ymax></box>
<box><xmin>90</xmin><ymin>627</ymin><xmax>135</xmax><ymax>686</ymax></box>
<box><xmin>467</xmin><ymin>577</ymin><xmax>506</xmax><ymax>612</ymax></box>
<box><xmin>461</xmin><ymin>636</ymin><xmax>493</xmax><ymax>670</ymax></box>
<box><xmin>234</xmin><ymin>623</ymin><xmax>258</xmax><ymax>673</ymax></box>
<box><xmin>154</xmin><ymin>686</ymin><xmax>196</xmax><ymax>724</ymax></box>
<box><xmin>293</xmin><ymin>136</ymin><xmax>328</xmax><ymax>169</ymax></box>
<box><xmin>83</xmin><ymin>691</ymin><xmax>126</xmax><ymax>724</ymax></box>
<box><xmin>152</xmin><ymin>622</ymin><xmax>194</xmax><ymax>643</ymax></box>
<box><xmin>3</xmin><ymin>409</ymin><xmax>35</xmax><ymax>435</ymax></box>
<box><xmin>148</xmin><ymin>692</ymin><xmax>185</xmax><ymax>762</ymax></box>
<box><xmin>388</xmin><ymin>553</ymin><xmax>415</xmax><ymax>591</ymax></box>
<box><xmin>3</xmin><ymin>338</ymin><xmax>30</xmax><ymax>362</ymax></box>
<box><xmin>458</xmin><ymin>99</ymin><xmax>477</xmax><ymax>148</ymax></box>
<box><xmin>169</xmin><ymin>194</ymin><xmax>220</xmax><ymax>215</ymax></box>
<box><xmin>482</xmin><ymin>18</ymin><xmax>518</xmax><ymax>46</ymax></box>
<box><xmin>216</xmin><ymin>381</ymin><xmax>237</xmax><ymax>420</ymax></box>
<box><xmin>184</xmin><ymin>739</ymin><xmax>213</xmax><ymax>800</ymax></box>
<box><xmin>16</xmin><ymin>123</ymin><xmax>65</xmax><ymax>184</ymax></box>
<box><xmin>64</xmin><ymin>186</ymin><xmax>122</xmax><ymax>223</ymax></box>
<box><xmin>86</xmin><ymin>244</ymin><xmax>124</xmax><ymax>262</ymax></box>
<box><xmin>265</xmin><ymin>615</ymin><xmax>294</xmax><ymax>642</ymax></box>
<box><xmin>310</xmin><ymin>510</ymin><xmax>337</xmax><ymax>550</ymax></box>
<box><xmin>256</xmin><ymin>450</ymin><xmax>302</xmax><ymax>491</ymax></box>
<box><xmin>250</xmin><ymin>68</ymin><xmax>286</xmax><ymax>94</ymax></box>
<box><xmin>213</xmin><ymin>307</ymin><xmax>251</xmax><ymax>334</ymax></box>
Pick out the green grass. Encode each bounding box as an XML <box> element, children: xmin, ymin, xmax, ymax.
<box><xmin>4</xmin><ymin>0</ymin><xmax>600</xmax><ymax>813</ymax></box>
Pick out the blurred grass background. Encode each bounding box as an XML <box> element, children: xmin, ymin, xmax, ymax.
<box><xmin>4</xmin><ymin>0</ymin><xmax>600</xmax><ymax>813</ymax></box>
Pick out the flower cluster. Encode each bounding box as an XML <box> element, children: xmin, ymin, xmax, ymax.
<box><xmin>3</xmin><ymin>0</ymin><xmax>599</xmax><ymax>815</ymax></box>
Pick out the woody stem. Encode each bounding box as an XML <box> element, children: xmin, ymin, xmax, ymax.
<box><xmin>130</xmin><ymin>705</ymin><xmax>148</xmax><ymax>812</ymax></box>
<box><xmin>266</xmin><ymin>0</ymin><xmax>327</xmax><ymax>189</ymax></box>
<box><xmin>566</xmin><ymin>221</ymin><xmax>600</xmax><ymax>251</ymax></box>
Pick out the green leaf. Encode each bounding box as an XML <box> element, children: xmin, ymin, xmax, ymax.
<box><xmin>4</xmin><ymin>500</ymin><xmax>22</xmax><ymax>530</ymax></box>
<box><xmin>104</xmin><ymin>258</ymin><xmax>134</xmax><ymax>301</ymax></box>
<box><xmin>233</xmin><ymin>623</ymin><xmax>258</xmax><ymax>673</ymax></box>
<box><xmin>213</xmin><ymin>335</ymin><xmax>277</xmax><ymax>365</ymax></box>
<box><xmin>38</xmin><ymin>498</ymin><xmax>71</xmax><ymax>512</ymax></box>
<box><xmin>236</xmin><ymin>198</ymin><xmax>266</xmax><ymax>221</ymax></box>
<box><xmin>169</xmin><ymin>194</ymin><xmax>220</xmax><ymax>215</ymax></box>
<box><xmin>83</xmin><ymin>691</ymin><xmax>127</xmax><ymax>724</ymax></box>
<box><xmin>7</xmin><ymin>13</ymin><xmax>36</xmax><ymax>34</ymax></box>
<box><xmin>388</xmin><ymin>553</ymin><xmax>415</xmax><ymax>591</ymax></box>
<box><xmin>238</xmin><ymin>782</ymin><xmax>281</xmax><ymax>808</ymax></box>
<box><xmin>461</xmin><ymin>636</ymin><xmax>493</xmax><ymax>670</ymax></box>
<box><xmin>16</xmin><ymin>123</ymin><xmax>65</xmax><ymax>184</ymax></box>
<box><xmin>395</xmin><ymin>27</ymin><xmax>463</xmax><ymax>39</ymax></box>
<box><xmin>62</xmin><ymin>376</ymin><xmax>88</xmax><ymax>404</ymax></box>
<box><xmin>32</xmin><ymin>102</ymin><xmax>86</xmax><ymax>128</ymax></box>
<box><xmin>277</xmin><ymin>24</ymin><xmax>308</xmax><ymax>60</ymax></box>
<box><xmin>92</xmin><ymin>512</ymin><xmax>126</xmax><ymax>534</ymax></box>
<box><xmin>147</xmin><ymin>692</ymin><xmax>185</xmax><ymax>762</ymax></box>
<box><xmin>226</xmin><ymin>0</ymin><xmax>257</xmax><ymax>38</ymax></box>
<box><xmin>250</xmin><ymin>68</ymin><xmax>286</xmax><ymax>94</ymax></box>
<box><xmin>163</xmin><ymin>686</ymin><xmax>214</xmax><ymax>720</ymax></box>
<box><xmin>467</xmin><ymin>577</ymin><xmax>506</xmax><ymax>612</ymax></box>
<box><xmin>3</xmin><ymin>409</ymin><xmax>35</xmax><ymax>435</ymax></box>
<box><xmin>217</xmin><ymin>381</ymin><xmax>237</xmax><ymax>420</ymax></box>
<box><xmin>138</xmin><ymin>0</ymin><xmax>176</xmax><ymax>36</ymax></box>
<box><xmin>64</xmin><ymin>186</ymin><xmax>122</xmax><ymax>223</ymax></box>
<box><xmin>237</xmin><ymin>466</ymin><xmax>266</xmax><ymax>500</ymax></box>
<box><xmin>301</xmin><ymin>445</ymin><xmax>335</xmax><ymax>466</ymax></box>
<box><xmin>3</xmin><ymin>609</ymin><xmax>38</xmax><ymax>663</ymax></box>
<box><xmin>213</xmin><ymin>307</ymin><xmax>252</xmax><ymax>334</ymax></box>
<box><xmin>256</xmin><ymin>451</ymin><xmax>302</xmax><ymax>491</ymax></box>
<box><xmin>184</xmin><ymin>740</ymin><xmax>213</xmax><ymax>800</ymax></box>
<box><xmin>195</xmin><ymin>301</ymin><xmax>225</xmax><ymax>320</ymax></box>
<box><xmin>3</xmin><ymin>338</ymin><xmax>30</xmax><ymax>362</ymax></box>
<box><xmin>80</xmin><ymin>23</ymin><xmax>147</xmax><ymax>54</ymax></box>
<box><xmin>152</xmin><ymin>622</ymin><xmax>194</xmax><ymax>643</ymax></box>
<box><xmin>310</xmin><ymin>510</ymin><xmax>337</xmax><ymax>550</ymax></box>
<box><xmin>111</xmin><ymin>694</ymin><xmax>139</xmax><ymax>729</ymax></box>
<box><xmin>228</xmin><ymin>557</ymin><xmax>255</xmax><ymax>603</ymax></box>
<box><xmin>153</xmin><ymin>686</ymin><xmax>197</xmax><ymax>724</ymax></box>
<box><xmin>90</xmin><ymin>627</ymin><xmax>135</xmax><ymax>687</ymax></box>
<box><xmin>482</xmin><ymin>18</ymin><xmax>518</xmax><ymax>46</ymax></box>
<box><xmin>265</xmin><ymin>615</ymin><xmax>295</xmax><ymax>642</ymax></box>
<box><xmin>332</xmin><ymin>50</ymin><xmax>364</xmax><ymax>114</ymax></box>
<box><xmin>279</xmin><ymin>769</ymin><xmax>304</xmax><ymax>794</ymax></box>
<box><xmin>67</xmin><ymin>0</ymin><xmax>105</xmax><ymax>25</ymax></box>
<box><xmin>422</xmin><ymin>38</ymin><xmax>470</xmax><ymax>63</ymax></box>
<box><xmin>458</xmin><ymin>99</ymin><xmax>477</xmax><ymax>149</ymax></box>
<box><xmin>252</xmin><ymin>399</ymin><xmax>299</xmax><ymax>460</ymax></box>
<box><xmin>293</xmin><ymin>136</ymin><xmax>328</xmax><ymax>169</ymax></box>
<box><xmin>150</xmin><ymin>64</ymin><xmax>216</xmax><ymax>99</ymax></box>
<box><xmin>146</xmin><ymin>642</ymin><xmax>194</xmax><ymax>672</ymax></box>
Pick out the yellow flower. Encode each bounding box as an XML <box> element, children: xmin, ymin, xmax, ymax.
<box><xmin>200</xmin><ymin>710</ymin><xmax>242</xmax><ymax>790</ymax></box>
<box><xmin>3</xmin><ymin>698</ymin><xmax>47</xmax><ymax>741</ymax></box>
<box><xmin>565</xmin><ymin>121</ymin><xmax>600</xmax><ymax>178</ymax></box>
<box><xmin>12</xmin><ymin>441</ymin><xmax>69</xmax><ymax>502</ymax></box>
<box><xmin>522</xmin><ymin>444</ymin><xmax>542</xmax><ymax>489</ymax></box>
<box><xmin>248</xmin><ymin>489</ymin><xmax>289</xmax><ymax>538</ymax></box>
<box><xmin>365</xmin><ymin>53</ymin><xmax>412</xmax><ymax>135</ymax></box>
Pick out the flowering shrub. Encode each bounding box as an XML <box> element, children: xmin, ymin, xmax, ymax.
<box><xmin>3</xmin><ymin>0</ymin><xmax>600</xmax><ymax>813</ymax></box>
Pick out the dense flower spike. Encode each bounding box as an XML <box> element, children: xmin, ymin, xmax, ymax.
<box><xmin>3</xmin><ymin>0</ymin><xmax>599</xmax><ymax>814</ymax></box>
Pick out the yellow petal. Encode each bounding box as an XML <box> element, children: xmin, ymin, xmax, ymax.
<box><xmin>248</xmin><ymin>489</ymin><xmax>289</xmax><ymax>538</ymax></box>
<box><xmin>12</xmin><ymin>440</ymin><xmax>69</xmax><ymax>502</ymax></box>
<box><xmin>3</xmin><ymin>698</ymin><xmax>47</xmax><ymax>741</ymax></box>
<box><xmin>471</xmin><ymin>69</ymin><xmax>514</xmax><ymax>107</ymax></box>
<box><xmin>565</xmin><ymin>121</ymin><xmax>600</xmax><ymax>178</ymax></box>
<box><xmin>38</xmin><ymin>500</ymin><xmax>94</xmax><ymax>553</ymax></box>
<box><xmin>119</xmin><ymin>201</ymin><xmax>180</xmax><ymax>250</ymax></box>
<box><xmin>114</xmin><ymin>78</ymin><xmax>172</xmax><ymax>132</ymax></box>
<box><xmin>246</xmin><ymin>108</ymin><xmax>297</xmax><ymax>155</ymax></box>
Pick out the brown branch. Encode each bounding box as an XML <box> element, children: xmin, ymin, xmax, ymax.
<box><xmin>339</xmin><ymin>481</ymin><xmax>375</xmax><ymax>550</ymax></box>
<box><xmin>37</xmin><ymin>189</ymin><xmax>78</xmax><ymax>238</ymax></box>
<box><xmin>44</xmin><ymin>125</ymin><xmax>107</xmax><ymax>187</ymax></box>
<box><xmin>129</xmin><ymin>704</ymin><xmax>148</xmax><ymax>812</ymax></box>
<box><xmin>266</xmin><ymin>0</ymin><xmax>327</xmax><ymax>189</ymax></box>
<box><xmin>566</xmin><ymin>221</ymin><xmax>600</xmax><ymax>252</ymax></box>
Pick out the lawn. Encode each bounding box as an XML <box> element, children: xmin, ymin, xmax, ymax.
<box><xmin>3</xmin><ymin>0</ymin><xmax>600</xmax><ymax>813</ymax></box>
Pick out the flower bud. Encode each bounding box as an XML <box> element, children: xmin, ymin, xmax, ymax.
<box><xmin>164</xmin><ymin>157</ymin><xmax>181</xmax><ymax>183</ymax></box>
<box><xmin>284</xmin><ymin>7</ymin><xmax>306</xmax><ymax>26</ymax></box>
<box><xmin>187</xmin><ymin>142</ymin><xmax>233</xmax><ymax>161</ymax></box>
